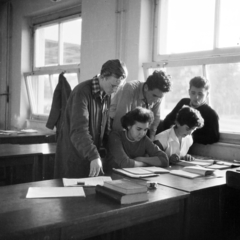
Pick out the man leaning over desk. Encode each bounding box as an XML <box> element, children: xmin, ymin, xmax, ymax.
<box><xmin>109</xmin><ymin>70</ymin><xmax>171</xmax><ymax>140</ymax></box>
<box><xmin>54</xmin><ymin>59</ymin><xmax>128</xmax><ymax>178</ymax></box>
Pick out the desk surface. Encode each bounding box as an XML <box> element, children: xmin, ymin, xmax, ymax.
<box><xmin>0</xmin><ymin>143</ymin><xmax>56</xmax><ymax>157</ymax></box>
<box><xmin>0</xmin><ymin>130</ymin><xmax>56</xmax><ymax>144</ymax></box>
<box><xmin>145</xmin><ymin>165</ymin><xmax>226</xmax><ymax>193</ymax></box>
<box><xmin>0</xmin><ymin>179</ymin><xmax>188</xmax><ymax>240</ymax></box>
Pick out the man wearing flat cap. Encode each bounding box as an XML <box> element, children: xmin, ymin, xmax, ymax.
<box><xmin>54</xmin><ymin>59</ymin><xmax>128</xmax><ymax>178</ymax></box>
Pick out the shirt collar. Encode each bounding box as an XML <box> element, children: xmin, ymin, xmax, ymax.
<box><xmin>92</xmin><ymin>76</ymin><xmax>107</xmax><ymax>100</ymax></box>
<box><xmin>168</xmin><ymin>126</ymin><xmax>179</xmax><ymax>143</ymax></box>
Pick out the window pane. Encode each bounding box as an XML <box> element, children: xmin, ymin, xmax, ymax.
<box><xmin>160</xmin><ymin>66</ymin><xmax>203</xmax><ymax>118</ymax></box>
<box><xmin>27</xmin><ymin>75</ymin><xmax>52</xmax><ymax>115</ymax></box>
<box><xmin>62</xmin><ymin>19</ymin><xmax>81</xmax><ymax>64</ymax></box>
<box><xmin>206</xmin><ymin>63</ymin><xmax>240</xmax><ymax>133</ymax></box>
<box><xmin>35</xmin><ymin>24</ymin><xmax>59</xmax><ymax>67</ymax></box>
<box><xmin>218</xmin><ymin>0</ymin><xmax>240</xmax><ymax>48</ymax></box>
<box><xmin>51</xmin><ymin>73</ymin><xmax>78</xmax><ymax>90</ymax></box>
<box><xmin>158</xmin><ymin>0</ymin><xmax>215</xmax><ymax>54</ymax></box>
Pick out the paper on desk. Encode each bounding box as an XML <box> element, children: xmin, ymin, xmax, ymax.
<box><xmin>26</xmin><ymin>187</ymin><xmax>85</xmax><ymax>198</ymax></box>
<box><xmin>62</xmin><ymin>176</ymin><xmax>112</xmax><ymax>187</ymax></box>
<box><xmin>113</xmin><ymin>168</ymin><xmax>158</xmax><ymax>178</ymax></box>
<box><xmin>21</xmin><ymin>129</ymin><xmax>38</xmax><ymax>133</ymax></box>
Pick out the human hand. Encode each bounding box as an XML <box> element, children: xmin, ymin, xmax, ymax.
<box><xmin>184</xmin><ymin>154</ymin><xmax>195</xmax><ymax>162</ymax></box>
<box><xmin>89</xmin><ymin>158</ymin><xmax>104</xmax><ymax>177</ymax></box>
<box><xmin>169</xmin><ymin>154</ymin><xmax>180</xmax><ymax>165</ymax></box>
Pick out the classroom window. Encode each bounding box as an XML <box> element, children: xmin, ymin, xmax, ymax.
<box><xmin>155</xmin><ymin>0</ymin><xmax>240</xmax><ymax>59</ymax></box>
<box><xmin>24</xmin><ymin>71</ymin><xmax>79</xmax><ymax>120</ymax></box>
<box><xmin>34</xmin><ymin>17</ymin><xmax>81</xmax><ymax>68</ymax></box>
<box><xmin>25</xmin><ymin>12</ymin><xmax>81</xmax><ymax>121</ymax></box>
<box><xmin>146</xmin><ymin>0</ymin><xmax>240</xmax><ymax>139</ymax></box>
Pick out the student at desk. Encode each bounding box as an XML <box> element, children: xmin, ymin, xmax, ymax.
<box><xmin>107</xmin><ymin>107</ymin><xmax>168</xmax><ymax>169</ymax></box>
<box><xmin>154</xmin><ymin>106</ymin><xmax>204</xmax><ymax>165</ymax></box>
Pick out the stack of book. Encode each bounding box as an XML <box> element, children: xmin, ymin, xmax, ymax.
<box><xmin>95</xmin><ymin>179</ymin><xmax>148</xmax><ymax>204</ymax></box>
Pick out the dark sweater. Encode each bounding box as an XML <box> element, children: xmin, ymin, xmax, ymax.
<box><xmin>107</xmin><ymin>130</ymin><xmax>168</xmax><ymax>169</ymax></box>
<box><xmin>163</xmin><ymin>98</ymin><xmax>220</xmax><ymax>145</ymax></box>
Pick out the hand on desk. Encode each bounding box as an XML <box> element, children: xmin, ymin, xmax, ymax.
<box><xmin>89</xmin><ymin>158</ymin><xmax>104</xmax><ymax>177</ymax></box>
<box><xmin>183</xmin><ymin>154</ymin><xmax>195</xmax><ymax>162</ymax></box>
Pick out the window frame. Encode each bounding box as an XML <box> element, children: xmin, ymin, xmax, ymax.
<box><xmin>32</xmin><ymin>14</ymin><xmax>81</xmax><ymax>71</ymax></box>
<box><xmin>25</xmin><ymin>8</ymin><xmax>81</xmax><ymax>121</ymax></box>
<box><xmin>153</xmin><ymin>0</ymin><xmax>240</xmax><ymax>62</ymax></box>
<box><xmin>144</xmin><ymin>0</ymin><xmax>240</xmax><ymax>144</ymax></box>
<box><xmin>24</xmin><ymin>68</ymin><xmax>80</xmax><ymax>121</ymax></box>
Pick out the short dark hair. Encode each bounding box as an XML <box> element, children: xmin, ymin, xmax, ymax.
<box><xmin>145</xmin><ymin>70</ymin><xmax>171</xmax><ymax>93</ymax></box>
<box><xmin>189</xmin><ymin>76</ymin><xmax>210</xmax><ymax>91</ymax></box>
<box><xmin>100</xmin><ymin>59</ymin><xmax>128</xmax><ymax>79</ymax></box>
<box><xmin>176</xmin><ymin>106</ymin><xmax>204</xmax><ymax>129</ymax></box>
<box><xmin>121</xmin><ymin>107</ymin><xmax>154</xmax><ymax>130</ymax></box>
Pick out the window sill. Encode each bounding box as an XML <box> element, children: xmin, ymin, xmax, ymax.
<box><xmin>26</xmin><ymin>119</ymin><xmax>56</xmax><ymax>134</ymax></box>
<box><xmin>189</xmin><ymin>142</ymin><xmax>240</xmax><ymax>162</ymax></box>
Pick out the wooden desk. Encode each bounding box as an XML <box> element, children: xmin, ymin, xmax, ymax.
<box><xmin>143</xmin><ymin>166</ymin><xmax>227</xmax><ymax>240</ymax></box>
<box><xmin>0</xmin><ymin>179</ymin><xmax>189</xmax><ymax>240</ymax></box>
<box><xmin>0</xmin><ymin>130</ymin><xmax>56</xmax><ymax>144</ymax></box>
<box><xmin>0</xmin><ymin>143</ymin><xmax>56</xmax><ymax>185</ymax></box>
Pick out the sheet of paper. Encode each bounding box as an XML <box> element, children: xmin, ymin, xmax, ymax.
<box><xmin>170</xmin><ymin>170</ymin><xmax>201</xmax><ymax>179</ymax></box>
<box><xmin>142</xmin><ymin>166</ymin><xmax>170</xmax><ymax>173</ymax></box>
<box><xmin>21</xmin><ymin>129</ymin><xmax>38</xmax><ymax>133</ymax></box>
<box><xmin>62</xmin><ymin>176</ymin><xmax>112</xmax><ymax>187</ymax></box>
<box><xmin>26</xmin><ymin>187</ymin><xmax>85</xmax><ymax>198</ymax></box>
<box><xmin>122</xmin><ymin>167</ymin><xmax>153</xmax><ymax>175</ymax></box>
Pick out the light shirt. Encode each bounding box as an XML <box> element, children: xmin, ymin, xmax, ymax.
<box><xmin>154</xmin><ymin>126</ymin><xmax>193</xmax><ymax>158</ymax></box>
<box><xmin>109</xmin><ymin>80</ymin><xmax>161</xmax><ymax>137</ymax></box>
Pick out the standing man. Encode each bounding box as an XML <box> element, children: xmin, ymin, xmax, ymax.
<box><xmin>161</xmin><ymin>76</ymin><xmax>219</xmax><ymax>144</ymax></box>
<box><xmin>109</xmin><ymin>70</ymin><xmax>171</xmax><ymax>140</ymax></box>
<box><xmin>54</xmin><ymin>59</ymin><xmax>128</xmax><ymax>178</ymax></box>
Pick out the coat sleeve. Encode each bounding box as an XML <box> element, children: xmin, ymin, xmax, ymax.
<box><xmin>69</xmin><ymin>88</ymin><xmax>100</xmax><ymax>162</ymax></box>
<box><xmin>145</xmin><ymin>137</ymin><xmax>169</xmax><ymax>167</ymax></box>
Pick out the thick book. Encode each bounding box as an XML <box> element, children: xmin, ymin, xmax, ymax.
<box><xmin>103</xmin><ymin>179</ymin><xmax>148</xmax><ymax>194</ymax></box>
<box><xmin>95</xmin><ymin>185</ymin><xmax>148</xmax><ymax>204</ymax></box>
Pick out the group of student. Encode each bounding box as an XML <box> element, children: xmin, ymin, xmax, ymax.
<box><xmin>54</xmin><ymin>59</ymin><xmax>220</xmax><ymax>179</ymax></box>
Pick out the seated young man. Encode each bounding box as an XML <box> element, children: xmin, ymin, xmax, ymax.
<box><xmin>160</xmin><ymin>76</ymin><xmax>219</xmax><ymax>145</ymax></box>
<box><xmin>154</xmin><ymin>106</ymin><xmax>204</xmax><ymax>165</ymax></box>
